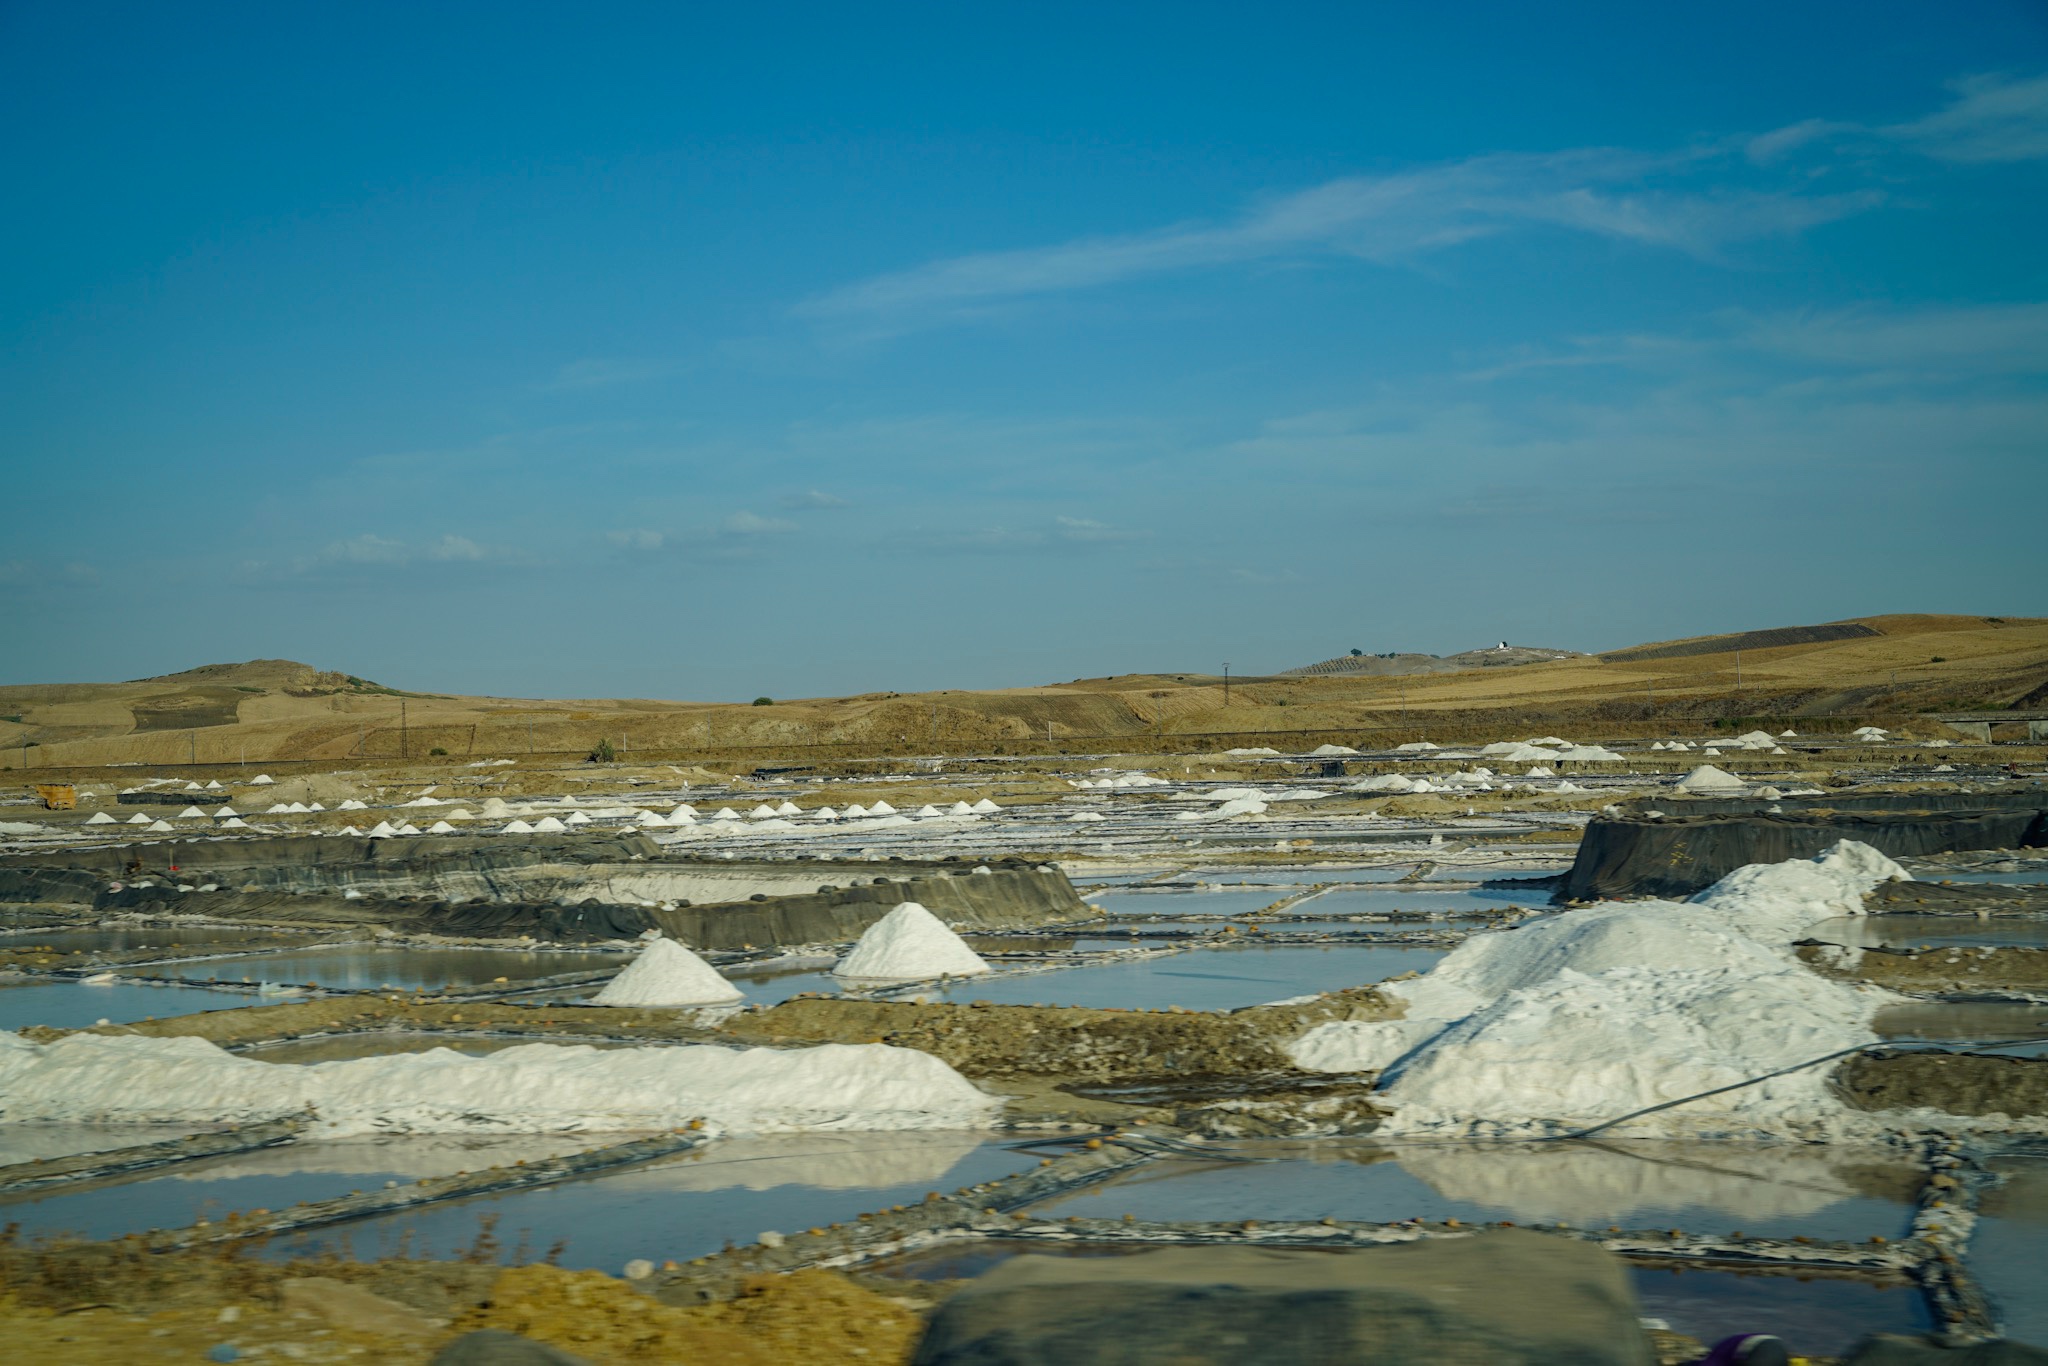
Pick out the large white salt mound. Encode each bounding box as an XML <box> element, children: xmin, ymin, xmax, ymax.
<box><xmin>1676</xmin><ymin>764</ymin><xmax>1746</xmax><ymax>793</ymax></box>
<box><xmin>1394</xmin><ymin>741</ymin><xmax>1439</xmax><ymax>752</ymax></box>
<box><xmin>867</xmin><ymin>800</ymin><xmax>897</xmax><ymax>816</ymax></box>
<box><xmin>530</xmin><ymin>815</ymin><xmax>567</xmax><ymax>833</ymax></box>
<box><xmin>1227</xmin><ymin>747</ymin><xmax>1281</xmax><ymax>756</ymax></box>
<box><xmin>971</xmin><ymin>798</ymin><xmax>1000</xmax><ymax>813</ymax></box>
<box><xmin>338</xmin><ymin>799</ymin><xmax>369</xmax><ymax>811</ymax></box>
<box><xmin>126</xmin><ymin>813</ymin><xmax>152</xmax><ymax>825</ymax></box>
<box><xmin>592</xmin><ymin>937</ymin><xmax>743</xmax><ymax>1007</ymax></box>
<box><xmin>502</xmin><ymin>819</ymin><xmax>535</xmax><ymax>834</ymax></box>
<box><xmin>915</xmin><ymin>805</ymin><xmax>943</xmax><ymax>818</ymax></box>
<box><xmin>1311</xmin><ymin>744</ymin><xmax>1359</xmax><ymax>757</ymax></box>
<box><xmin>948</xmin><ymin>801</ymin><xmax>975</xmax><ymax>815</ymax></box>
<box><xmin>1286</xmin><ymin>842</ymin><xmax>1911</xmax><ymax>1139</ymax></box>
<box><xmin>835</xmin><ymin>902</ymin><xmax>990</xmax><ymax>982</ymax></box>
<box><xmin>1348</xmin><ymin>775</ymin><xmax>1414</xmax><ymax>793</ymax></box>
<box><xmin>250</xmin><ymin>774</ymin><xmax>275</xmax><ymax>784</ymax></box>
<box><xmin>85</xmin><ymin>811</ymin><xmax>116</xmax><ymax>825</ymax></box>
<box><xmin>177</xmin><ymin>806</ymin><xmax>207</xmax><ymax>819</ymax></box>
<box><xmin>776</xmin><ymin>801</ymin><xmax>802</xmax><ymax>816</ymax></box>
<box><xmin>0</xmin><ymin>1033</ymin><xmax>995</xmax><ymax>1135</ymax></box>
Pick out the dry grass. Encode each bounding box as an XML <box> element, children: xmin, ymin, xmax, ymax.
<box><xmin>5</xmin><ymin>613</ymin><xmax>2044</xmax><ymax>772</ymax></box>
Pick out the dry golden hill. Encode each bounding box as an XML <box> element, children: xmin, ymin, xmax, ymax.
<box><xmin>3</xmin><ymin>614</ymin><xmax>2044</xmax><ymax>772</ymax></box>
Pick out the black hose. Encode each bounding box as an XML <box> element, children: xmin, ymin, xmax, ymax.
<box><xmin>1564</xmin><ymin>1034</ymin><xmax>2048</xmax><ymax>1140</ymax></box>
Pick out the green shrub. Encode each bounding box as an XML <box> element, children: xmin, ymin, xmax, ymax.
<box><xmin>752</xmin><ymin>697</ymin><xmax>774</xmax><ymax>706</ymax></box>
<box><xmin>428</xmin><ymin>746</ymin><xmax>448</xmax><ymax>756</ymax></box>
<box><xmin>587</xmin><ymin>738</ymin><xmax>618</xmax><ymax>763</ymax></box>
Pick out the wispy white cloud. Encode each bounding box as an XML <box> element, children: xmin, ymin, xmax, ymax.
<box><xmin>800</xmin><ymin>148</ymin><xmax>1879</xmax><ymax>327</ymax></box>
<box><xmin>722</xmin><ymin>511</ymin><xmax>797</xmax><ymax>535</ymax></box>
<box><xmin>1459</xmin><ymin>300</ymin><xmax>2048</xmax><ymax>387</ymax></box>
<box><xmin>0</xmin><ymin>560</ymin><xmax>99</xmax><ymax>587</ymax></box>
<box><xmin>780</xmin><ymin>489</ymin><xmax>848</xmax><ymax>509</ymax></box>
<box><xmin>800</xmin><ymin>74</ymin><xmax>2047</xmax><ymax>333</ymax></box>
<box><xmin>291</xmin><ymin>532</ymin><xmax>514</xmax><ymax>573</ymax></box>
<box><xmin>1056</xmin><ymin>515</ymin><xmax>1145</xmax><ymax>543</ymax></box>
<box><xmin>1884</xmin><ymin>73</ymin><xmax>2048</xmax><ymax>164</ymax></box>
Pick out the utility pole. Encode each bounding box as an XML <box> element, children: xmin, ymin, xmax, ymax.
<box><xmin>528</xmin><ymin>717</ymin><xmax>534</xmax><ymax>754</ymax></box>
<box><xmin>189</xmin><ymin>732</ymin><xmax>196</xmax><ymax>765</ymax></box>
<box><xmin>399</xmin><ymin>699</ymin><xmax>408</xmax><ymax>760</ymax></box>
<box><xmin>1735</xmin><ymin>650</ymin><xmax>1742</xmax><ymax>694</ymax></box>
<box><xmin>1223</xmin><ymin>663</ymin><xmax>1230</xmax><ymax>707</ymax></box>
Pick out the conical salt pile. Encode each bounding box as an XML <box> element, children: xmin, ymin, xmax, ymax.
<box><xmin>1676</xmin><ymin>764</ymin><xmax>1746</xmax><ymax>793</ymax></box>
<box><xmin>834</xmin><ymin>902</ymin><xmax>990</xmax><ymax>983</ymax></box>
<box><xmin>592</xmin><ymin>936</ymin><xmax>742</xmax><ymax>1006</ymax></box>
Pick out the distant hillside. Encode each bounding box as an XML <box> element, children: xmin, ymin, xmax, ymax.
<box><xmin>3</xmin><ymin>614</ymin><xmax>2044</xmax><ymax>770</ymax></box>
<box><xmin>1284</xmin><ymin>645</ymin><xmax>1582</xmax><ymax>677</ymax></box>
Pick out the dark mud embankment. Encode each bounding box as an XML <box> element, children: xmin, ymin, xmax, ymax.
<box><xmin>0</xmin><ymin>834</ymin><xmax>1097</xmax><ymax>946</ymax></box>
<box><xmin>1835</xmin><ymin>1051</ymin><xmax>2048</xmax><ymax>1118</ymax></box>
<box><xmin>1561</xmin><ymin>806</ymin><xmax>2047</xmax><ymax>902</ymax></box>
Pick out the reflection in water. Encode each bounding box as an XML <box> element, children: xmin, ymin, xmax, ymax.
<box><xmin>1973</xmin><ymin>1155</ymin><xmax>2048</xmax><ymax>1344</ymax></box>
<box><xmin>1629</xmin><ymin>1265</ymin><xmax>1928</xmax><ymax>1357</ymax></box>
<box><xmin>132</xmin><ymin>947</ymin><xmax>627</xmax><ymax>991</ymax></box>
<box><xmin>1873</xmin><ymin>1002</ymin><xmax>2048</xmax><ymax>1057</ymax></box>
<box><xmin>0</xmin><ymin>980</ymin><xmax>257</xmax><ymax>1031</ymax></box>
<box><xmin>266</xmin><ymin>1131</ymin><xmax>1035</xmax><ymax>1270</ymax></box>
<box><xmin>1809</xmin><ymin>916</ymin><xmax>2048</xmax><ymax>950</ymax></box>
<box><xmin>924</xmin><ymin>945</ymin><xmax>1447</xmax><ymax>1011</ymax></box>
<box><xmin>0</xmin><ymin>927</ymin><xmax>311</xmax><ymax>955</ymax></box>
<box><xmin>1033</xmin><ymin>1140</ymin><xmax>1918</xmax><ymax>1243</ymax></box>
<box><xmin>0</xmin><ymin>1122</ymin><xmax>214</xmax><ymax>1166</ymax></box>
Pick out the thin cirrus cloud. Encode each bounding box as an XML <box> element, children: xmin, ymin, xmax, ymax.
<box><xmin>1748</xmin><ymin>72</ymin><xmax>2048</xmax><ymax>164</ymax></box>
<box><xmin>798</xmin><ymin>148</ymin><xmax>1878</xmax><ymax>327</ymax></box>
<box><xmin>798</xmin><ymin>73</ymin><xmax>2047</xmax><ymax>331</ymax></box>
<box><xmin>1459</xmin><ymin>300</ymin><xmax>2048</xmax><ymax>384</ymax></box>
<box><xmin>290</xmin><ymin>533</ymin><xmax>501</xmax><ymax>572</ymax></box>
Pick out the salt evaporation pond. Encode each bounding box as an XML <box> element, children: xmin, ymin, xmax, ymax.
<box><xmin>1094</xmin><ymin>889</ymin><xmax>1304</xmax><ymax>919</ymax></box>
<box><xmin>1289</xmin><ymin>886</ymin><xmax>1546</xmax><ymax>917</ymax></box>
<box><xmin>0</xmin><ymin>1135</ymin><xmax>601</xmax><ymax>1243</ymax></box>
<box><xmin>1190</xmin><ymin>867</ymin><xmax>1413</xmax><ymax>886</ymax></box>
<box><xmin>130</xmin><ymin>946</ymin><xmax>628</xmax><ymax>992</ymax></box>
<box><xmin>1872</xmin><ymin>1001</ymin><xmax>2048</xmax><ymax>1055</ymax></box>
<box><xmin>1968</xmin><ymin>1153</ymin><xmax>2048</xmax><ymax>1344</ymax></box>
<box><xmin>0</xmin><ymin>979</ymin><xmax>257</xmax><ymax>1031</ymax></box>
<box><xmin>924</xmin><ymin>944</ymin><xmax>1446</xmax><ymax>1011</ymax></box>
<box><xmin>0</xmin><ymin>1122</ymin><xmax>216</xmax><ymax>1165</ymax></box>
<box><xmin>1626</xmin><ymin>1266</ymin><xmax>1928</xmax><ymax>1357</ymax></box>
<box><xmin>866</xmin><ymin>1240</ymin><xmax>1926</xmax><ymax>1357</ymax></box>
<box><xmin>267</xmin><ymin>1132</ymin><xmax>1038</xmax><ymax>1269</ymax></box>
<box><xmin>1808</xmin><ymin>915</ymin><xmax>2048</xmax><ymax>950</ymax></box>
<box><xmin>0</xmin><ymin>926</ymin><xmax>312</xmax><ymax>955</ymax></box>
<box><xmin>1923</xmin><ymin>868</ymin><xmax>2048</xmax><ymax>886</ymax></box>
<box><xmin>1027</xmin><ymin>1141</ymin><xmax>1922</xmax><ymax>1244</ymax></box>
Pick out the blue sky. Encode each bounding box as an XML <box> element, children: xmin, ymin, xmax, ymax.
<box><xmin>4</xmin><ymin>1</ymin><xmax>2045</xmax><ymax>699</ymax></box>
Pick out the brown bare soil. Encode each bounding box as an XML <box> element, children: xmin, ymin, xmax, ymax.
<box><xmin>3</xmin><ymin>613</ymin><xmax>2043</xmax><ymax>772</ymax></box>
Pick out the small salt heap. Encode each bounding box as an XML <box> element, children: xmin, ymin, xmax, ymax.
<box><xmin>591</xmin><ymin>936</ymin><xmax>743</xmax><ymax>1006</ymax></box>
<box><xmin>834</xmin><ymin>902</ymin><xmax>991</xmax><ymax>983</ymax></box>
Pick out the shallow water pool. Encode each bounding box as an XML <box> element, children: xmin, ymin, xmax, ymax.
<box><xmin>1969</xmin><ymin>1153</ymin><xmax>2048</xmax><ymax>1343</ymax></box>
<box><xmin>0</xmin><ymin>926</ymin><xmax>312</xmax><ymax>955</ymax></box>
<box><xmin>0</xmin><ymin>1122</ymin><xmax>217</xmax><ymax>1166</ymax></box>
<box><xmin>130</xmin><ymin>946</ymin><xmax>627</xmax><ymax>992</ymax></box>
<box><xmin>0</xmin><ymin>1135</ymin><xmax>602</xmax><ymax>1243</ymax></box>
<box><xmin>1809</xmin><ymin>915</ymin><xmax>2048</xmax><ymax>950</ymax></box>
<box><xmin>1873</xmin><ymin>1001</ymin><xmax>2048</xmax><ymax>1056</ymax></box>
<box><xmin>1026</xmin><ymin>1140</ymin><xmax>1921</xmax><ymax>1243</ymax></box>
<box><xmin>1092</xmin><ymin>889</ymin><xmax>1296</xmax><ymax>918</ymax></box>
<box><xmin>864</xmin><ymin>1236</ymin><xmax>1925</xmax><ymax>1357</ymax></box>
<box><xmin>265</xmin><ymin>1131</ymin><xmax>1039</xmax><ymax>1270</ymax></box>
<box><xmin>1297</xmin><ymin>886</ymin><xmax>1546</xmax><ymax>916</ymax></box>
<box><xmin>921</xmin><ymin>944</ymin><xmax>1447</xmax><ymax>1011</ymax></box>
<box><xmin>0</xmin><ymin>979</ymin><xmax>258</xmax><ymax>1031</ymax></box>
